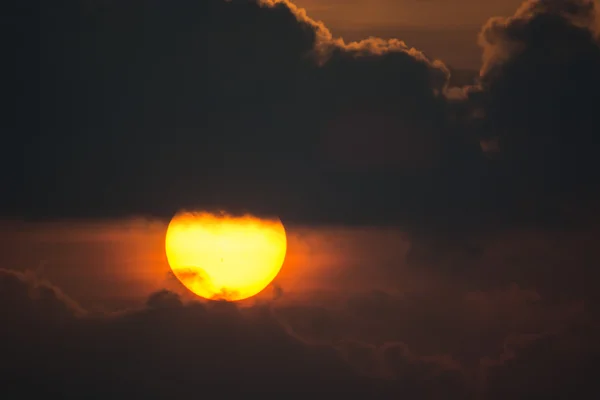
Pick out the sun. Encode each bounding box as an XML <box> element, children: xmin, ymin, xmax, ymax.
<box><xmin>165</xmin><ymin>211</ymin><xmax>287</xmax><ymax>301</ymax></box>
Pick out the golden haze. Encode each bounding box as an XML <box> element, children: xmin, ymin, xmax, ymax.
<box><xmin>165</xmin><ymin>211</ymin><xmax>287</xmax><ymax>301</ymax></box>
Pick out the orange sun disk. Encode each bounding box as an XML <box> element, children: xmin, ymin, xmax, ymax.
<box><xmin>165</xmin><ymin>211</ymin><xmax>287</xmax><ymax>301</ymax></box>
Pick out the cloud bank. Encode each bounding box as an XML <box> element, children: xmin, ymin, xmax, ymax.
<box><xmin>6</xmin><ymin>0</ymin><xmax>598</xmax><ymax>233</ymax></box>
<box><xmin>2</xmin><ymin>266</ymin><xmax>598</xmax><ymax>398</ymax></box>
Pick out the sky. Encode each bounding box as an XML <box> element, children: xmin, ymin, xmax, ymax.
<box><xmin>3</xmin><ymin>0</ymin><xmax>600</xmax><ymax>398</ymax></box>
<box><xmin>295</xmin><ymin>0</ymin><xmax>525</xmax><ymax>28</ymax></box>
<box><xmin>294</xmin><ymin>0</ymin><xmax>526</xmax><ymax>68</ymax></box>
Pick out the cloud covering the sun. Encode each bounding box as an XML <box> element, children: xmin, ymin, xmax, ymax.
<box><xmin>3</xmin><ymin>0</ymin><xmax>472</xmax><ymax>229</ymax></box>
<box><xmin>5</xmin><ymin>0</ymin><xmax>599</xmax><ymax>234</ymax></box>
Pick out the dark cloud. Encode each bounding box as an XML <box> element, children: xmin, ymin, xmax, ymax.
<box><xmin>0</xmin><ymin>268</ymin><xmax>379</xmax><ymax>397</ymax></box>
<box><xmin>482</xmin><ymin>323</ymin><xmax>600</xmax><ymax>399</ymax></box>
<box><xmin>4</xmin><ymin>0</ymin><xmax>600</xmax><ymax>231</ymax></box>
<box><xmin>380</xmin><ymin>342</ymin><xmax>471</xmax><ymax>399</ymax></box>
<box><xmin>0</xmin><ymin>268</ymin><xmax>85</xmax><ymax>325</ymax></box>
<box><xmin>275</xmin><ymin>284</ymin><xmax>589</xmax><ymax>365</ymax></box>
<box><xmin>146</xmin><ymin>289</ymin><xmax>183</xmax><ymax>309</ymax></box>
<box><xmin>473</xmin><ymin>0</ymin><xmax>600</xmax><ymax>206</ymax></box>
<box><xmin>4</xmin><ymin>0</ymin><xmax>462</xmax><ymax>228</ymax></box>
<box><xmin>4</xmin><ymin>267</ymin><xmax>594</xmax><ymax>398</ymax></box>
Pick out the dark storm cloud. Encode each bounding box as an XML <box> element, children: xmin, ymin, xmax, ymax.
<box><xmin>3</xmin><ymin>267</ymin><xmax>595</xmax><ymax>398</ymax></box>
<box><xmin>4</xmin><ymin>0</ymin><xmax>600</xmax><ymax>230</ymax></box>
<box><xmin>379</xmin><ymin>342</ymin><xmax>470</xmax><ymax>398</ymax></box>
<box><xmin>273</xmin><ymin>284</ymin><xmax>596</xmax><ymax>398</ymax></box>
<box><xmin>334</xmin><ymin>339</ymin><xmax>472</xmax><ymax>398</ymax></box>
<box><xmin>482</xmin><ymin>323</ymin><xmax>600</xmax><ymax>399</ymax></box>
<box><xmin>402</xmin><ymin>0</ymin><xmax>600</xmax><ymax>272</ymax></box>
<box><xmin>473</xmin><ymin>0</ymin><xmax>600</xmax><ymax>205</ymax></box>
<box><xmin>0</xmin><ymin>268</ymin><xmax>362</xmax><ymax>396</ymax></box>
<box><xmin>275</xmin><ymin>284</ymin><xmax>588</xmax><ymax>365</ymax></box>
<box><xmin>0</xmin><ymin>267</ymin><xmax>474</xmax><ymax>398</ymax></box>
<box><xmin>4</xmin><ymin>0</ymin><xmax>462</xmax><ymax>227</ymax></box>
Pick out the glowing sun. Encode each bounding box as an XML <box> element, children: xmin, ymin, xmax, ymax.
<box><xmin>165</xmin><ymin>211</ymin><xmax>287</xmax><ymax>301</ymax></box>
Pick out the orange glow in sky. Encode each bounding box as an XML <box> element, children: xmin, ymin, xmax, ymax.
<box><xmin>294</xmin><ymin>0</ymin><xmax>524</xmax><ymax>29</ymax></box>
<box><xmin>165</xmin><ymin>211</ymin><xmax>287</xmax><ymax>301</ymax></box>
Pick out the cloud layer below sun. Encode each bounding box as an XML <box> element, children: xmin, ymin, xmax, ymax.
<box><xmin>2</xmin><ymin>215</ymin><xmax>600</xmax><ymax>398</ymax></box>
<box><xmin>1</xmin><ymin>260</ymin><xmax>598</xmax><ymax>398</ymax></box>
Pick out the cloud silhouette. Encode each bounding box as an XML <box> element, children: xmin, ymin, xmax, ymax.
<box><xmin>482</xmin><ymin>323</ymin><xmax>600</xmax><ymax>399</ymax></box>
<box><xmin>474</xmin><ymin>0</ymin><xmax>600</xmax><ymax>203</ymax></box>
<box><xmin>3</xmin><ymin>265</ymin><xmax>595</xmax><ymax>398</ymax></box>
<box><xmin>4</xmin><ymin>0</ymin><xmax>473</xmax><ymax>229</ymax></box>
<box><xmin>1</xmin><ymin>268</ymin><xmax>380</xmax><ymax>397</ymax></box>
<box><xmin>4</xmin><ymin>0</ymin><xmax>600</xmax><ymax>232</ymax></box>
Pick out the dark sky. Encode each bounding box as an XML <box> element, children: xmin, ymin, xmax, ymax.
<box><xmin>2</xmin><ymin>0</ymin><xmax>600</xmax><ymax>398</ymax></box>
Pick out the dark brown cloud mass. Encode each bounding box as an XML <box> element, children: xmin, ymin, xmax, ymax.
<box><xmin>473</xmin><ymin>0</ymin><xmax>600</xmax><ymax>207</ymax></box>
<box><xmin>5</xmin><ymin>0</ymin><xmax>598</xmax><ymax>232</ymax></box>
<box><xmin>2</xmin><ymin>262</ymin><xmax>598</xmax><ymax>398</ymax></box>
<box><xmin>4</xmin><ymin>0</ymin><xmax>460</xmax><ymax>228</ymax></box>
<box><xmin>0</xmin><ymin>267</ymin><xmax>463</xmax><ymax>398</ymax></box>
